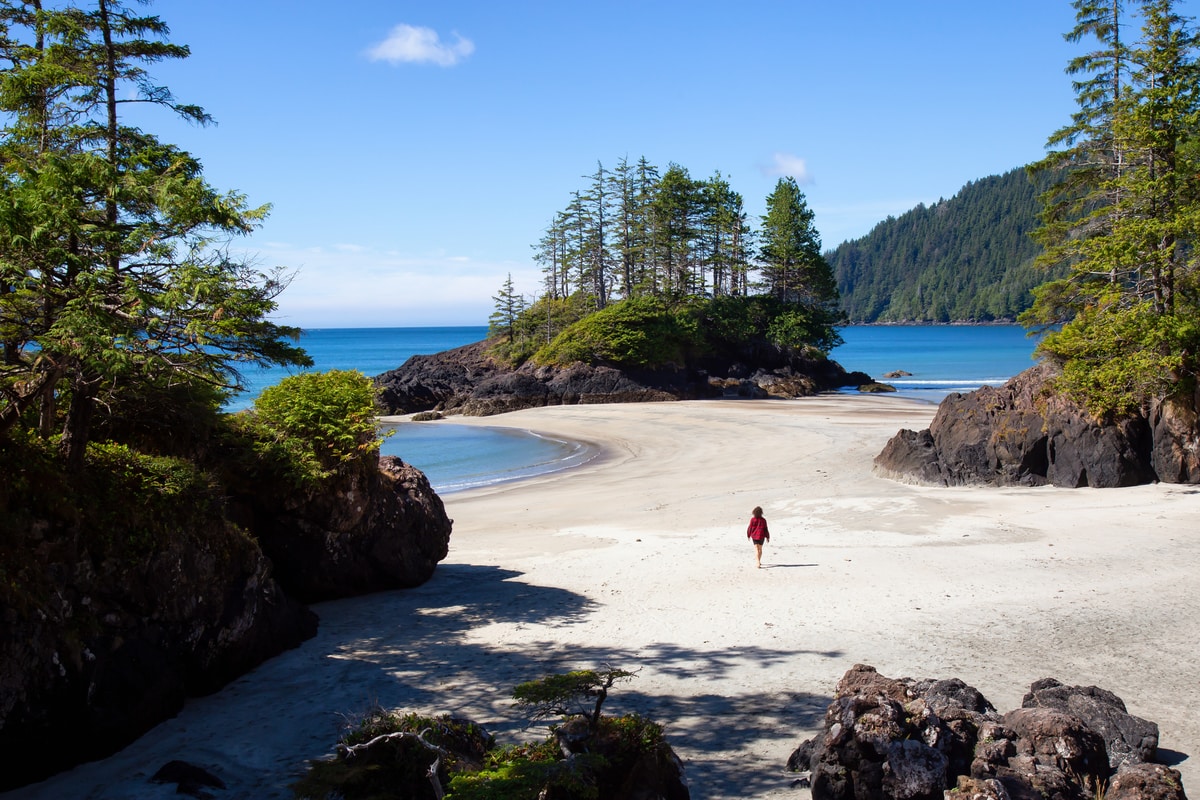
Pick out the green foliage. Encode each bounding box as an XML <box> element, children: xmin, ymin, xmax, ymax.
<box><xmin>1037</xmin><ymin>299</ymin><xmax>1200</xmax><ymax>416</ymax></box>
<box><xmin>489</xmin><ymin>273</ymin><xmax>527</xmax><ymax>344</ymax></box>
<box><xmin>447</xmin><ymin>744</ymin><xmax>603</xmax><ymax>800</ymax></box>
<box><xmin>248</xmin><ymin>370</ymin><xmax>385</xmax><ymax>485</ymax></box>
<box><xmin>1023</xmin><ymin>1</ymin><xmax>1200</xmax><ymax>415</ymax></box>
<box><xmin>597</xmin><ymin>712</ymin><xmax>665</xmax><ymax>753</ymax></box>
<box><xmin>293</xmin><ymin>669</ymin><xmax>672</xmax><ymax>800</ymax></box>
<box><xmin>830</xmin><ymin>167</ymin><xmax>1053</xmax><ymax>322</ymax></box>
<box><xmin>81</xmin><ymin>442</ymin><xmax>220</xmax><ymax>550</ymax></box>
<box><xmin>488</xmin><ymin>292</ymin><xmax>594</xmax><ymax>367</ymax></box>
<box><xmin>760</xmin><ymin>177</ymin><xmax>838</xmax><ymax>310</ymax></box>
<box><xmin>533</xmin><ymin>296</ymin><xmax>699</xmax><ymax>369</ymax></box>
<box><xmin>0</xmin><ymin>0</ymin><xmax>311</xmax><ymax>465</ymax></box>
<box><xmin>292</xmin><ymin>709</ymin><xmax>493</xmax><ymax>800</ymax></box>
<box><xmin>512</xmin><ymin>668</ymin><xmax>635</xmax><ymax>729</ymax></box>
<box><xmin>514</xmin><ymin>292</ymin><xmax>842</xmax><ymax>370</ymax></box>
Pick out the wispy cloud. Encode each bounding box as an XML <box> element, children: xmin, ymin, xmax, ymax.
<box><xmin>244</xmin><ymin>242</ymin><xmax>536</xmax><ymax>327</ymax></box>
<box><xmin>760</xmin><ymin>152</ymin><xmax>813</xmax><ymax>183</ymax></box>
<box><xmin>367</xmin><ymin>24</ymin><xmax>474</xmax><ymax>67</ymax></box>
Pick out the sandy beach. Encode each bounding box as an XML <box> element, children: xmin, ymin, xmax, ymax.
<box><xmin>9</xmin><ymin>395</ymin><xmax>1200</xmax><ymax>799</ymax></box>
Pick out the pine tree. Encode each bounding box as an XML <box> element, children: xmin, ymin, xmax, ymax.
<box><xmin>488</xmin><ymin>273</ymin><xmax>526</xmax><ymax>343</ymax></box>
<box><xmin>1026</xmin><ymin>0</ymin><xmax>1200</xmax><ymax>414</ymax></box>
<box><xmin>0</xmin><ymin>0</ymin><xmax>309</xmax><ymax>467</ymax></box>
<box><xmin>759</xmin><ymin>177</ymin><xmax>837</xmax><ymax>309</ymax></box>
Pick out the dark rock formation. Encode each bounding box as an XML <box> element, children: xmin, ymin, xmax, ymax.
<box><xmin>150</xmin><ymin>760</ymin><xmax>228</xmax><ymax>797</ymax></box>
<box><xmin>1022</xmin><ymin>678</ymin><xmax>1160</xmax><ymax>771</ymax></box>
<box><xmin>1</xmin><ymin>454</ymin><xmax>453</xmax><ymax>791</ymax></box>
<box><xmin>247</xmin><ymin>456</ymin><xmax>453</xmax><ymax>603</ymax></box>
<box><xmin>375</xmin><ymin>339</ymin><xmax>872</xmax><ymax>417</ymax></box>
<box><xmin>0</xmin><ymin>511</ymin><xmax>316</xmax><ymax>790</ymax></box>
<box><xmin>789</xmin><ymin>665</ymin><xmax>1187</xmax><ymax>800</ymax></box>
<box><xmin>874</xmin><ymin>363</ymin><xmax>1200</xmax><ymax>487</ymax></box>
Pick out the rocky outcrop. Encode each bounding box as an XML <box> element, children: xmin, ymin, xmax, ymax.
<box><xmin>789</xmin><ymin>665</ymin><xmax>1186</xmax><ymax>800</ymax></box>
<box><xmin>0</xmin><ymin>511</ymin><xmax>316</xmax><ymax>791</ymax></box>
<box><xmin>375</xmin><ymin>339</ymin><xmax>872</xmax><ymax>417</ymax></box>
<box><xmin>1</xmin><ymin>454</ymin><xmax>453</xmax><ymax>791</ymax></box>
<box><xmin>247</xmin><ymin>456</ymin><xmax>453</xmax><ymax>603</ymax></box>
<box><xmin>874</xmin><ymin>363</ymin><xmax>1200</xmax><ymax>487</ymax></box>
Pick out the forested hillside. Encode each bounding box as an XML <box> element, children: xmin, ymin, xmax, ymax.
<box><xmin>828</xmin><ymin>167</ymin><xmax>1057</xmax><ymax>323</ymax></box>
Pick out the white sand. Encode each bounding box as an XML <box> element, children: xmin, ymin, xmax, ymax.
<box><xmin>9</xmin><ymin>396</ymin><xmax>1199</xmax><ymax>799</ymax></box>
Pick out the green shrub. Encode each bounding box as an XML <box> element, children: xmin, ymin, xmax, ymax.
<box><xmin>489</xmin><ymin>293</ymin><xmax>596</xmax><ymax>367</ymax></box>
<box><xmin>533</xmin><ymin>296</ymin><xmax>699</xmax><ymax>368</ymax></box>
<box><xmin>83</xmin><ymin>441</ymin><xmax>220</xmax><ymax>551</ymax></box>
<box><xmin>1037</xmin><ymin>298</ymin><xmax>1200</xmax><ymax>416</ymax></box>
<box><xmin>247</xmin><ymin>369</ymin><xmax>386</xmax><ymax>485</ymax></box>
<box><xmin>293</xmin><ymin>709</ymin><xmax>493</xmax><ymax>800</ymax></box>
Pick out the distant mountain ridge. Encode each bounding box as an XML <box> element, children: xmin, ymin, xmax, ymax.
<box><xmin>828</xmin><ymin>166</ymin><xmax>1059</xmax><ymax>323</ymax></box>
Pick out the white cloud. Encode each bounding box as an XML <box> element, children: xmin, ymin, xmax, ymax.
<box><xmin>367</xmin><ymin>24</ymin><xmax>474</xmax><ymax>67</ymax></box>
<box><xmin>760</xmin><ymin>152</ymin><xmax>813</xmax><ymax>183</ymax></box>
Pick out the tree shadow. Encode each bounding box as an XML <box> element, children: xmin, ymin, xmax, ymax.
<box><xmin>14</xmin><ymin>562</ymin><xmax>837</xmax><ymax>799</ymax></box>
<box><xmin>303</xmin><ymin>570</ymin><xmax>840</xmax><ymax>797</ymax></box>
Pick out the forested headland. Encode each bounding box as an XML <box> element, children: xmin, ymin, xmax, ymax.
<box><xmin>827</xmin><ymin>167</ymin><xmax>1055</xmax><ymax>323</ymax></box>
<box><xmin>490</xmin><ymin>160</ymin><xmax>843</xmax><ymax>371</ymax></box>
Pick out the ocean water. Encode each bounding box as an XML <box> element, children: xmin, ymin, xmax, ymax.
<box><xmin>229</xmin><ymin>324</ymin><xmax>1041</xmax><ymax>492</ymax></box>
<box><xmin>829</xmin><ymin>324</ymin><xmax>1043</xmax><ymax>403</ymax></box>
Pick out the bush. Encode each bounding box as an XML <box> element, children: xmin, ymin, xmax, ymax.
<box><xmin>246</xmin><ymin>369</ymin><xmax>386</xmax><ymax>485</ymax></box>
<box><xmin>489</xmin><ymin>293</ymin><xmax>596</xmax><ymax>367</ymax></box>
<box><xmin>1037</xmin><ymin>299</ymin><xmax>1200</xmax><ymax>416</ymax></box>
<box><xmin>292</xmin><ymin>668</ymin><xmax>685</xmax><ymax>800</ymax></box>
<box><xmin>533</xmin><ymin>296</ymin><xmax>699</xmax><ymax>369</ymax></box>
<box><xmin>292</xmin><ymin>709</ymin><xmax>493</xmax><ymax>800</ymax></box>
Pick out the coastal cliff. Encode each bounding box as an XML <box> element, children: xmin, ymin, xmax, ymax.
<box><xmin>375</xmin><ymin>339</ymin><xmax>873</xmax><ymax>416</ymax></box>
<box><xmin>0</xmin><ymin>445</ymin><xmax>452</xmax><ymax>791</ymax></box>
<box><xmin>874</xmin><ymin>363</ymin><xmax>1200</xmax><ymax>487</ymax></box>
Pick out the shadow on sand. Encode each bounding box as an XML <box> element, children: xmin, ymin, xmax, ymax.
<box><xmin>304</xmin><ymin>562</ymin><xmax>837</xmax><ymax>797</ymax></box>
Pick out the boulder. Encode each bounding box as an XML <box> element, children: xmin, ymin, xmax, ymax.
<box><xmin>790</xmin><ymin>666</ymin><xmax>1189</xmax><ymax>800</ymax></box>
<box><xmin>248</xmin><ymin>456</ymin><xmax>453</xmax><ymax>603</ymax></box>
<box><xmin>375</xmin><ymin>341</ymin><xmax>505</xmax><ymax>415</ymax></box>
<box><xmin>1107</xmin><ymin>762</ymin><xmax>1189</xmax><ymax>800</ymax></box>
<box><xmin>875</xmin><ymin>364</ymin><xmax>1194</xmax><ymax>487</ymax></box>
<box><xmin>796</xmin><ymin>665</ymin><xmax>997</xmax><ymax>800</ymax></box>
<box><xmin>1148</xmin><ymin>391</ymin><xmax>1200</xmax><ymax>483</ymax></box>
<box><xmin>1021</xmin><ymin>678</ymin><xmax>1159</xmax><ymax>770</ymax></box>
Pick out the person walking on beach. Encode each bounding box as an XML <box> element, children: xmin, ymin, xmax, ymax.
<box><xmin>747</xmin><ymin>506</ymin><xmax>769</xmax><ymax>568</ymax></box>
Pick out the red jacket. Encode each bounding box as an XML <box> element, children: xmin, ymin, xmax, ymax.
<box><xmin>747</xmin><ymin>516</ymin><xmax>769</xmax><ymax>541</ymax></box>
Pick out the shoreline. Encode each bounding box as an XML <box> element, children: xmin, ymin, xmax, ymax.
<box><xmin>11</xmin><ymin>394</ymin><xmax>1199</xmax><ymax>799</ymax></box>
<box><xmin>376</xmin><ymin>415</ymin><xmax>612</xmax><ymax>495</ymax></box>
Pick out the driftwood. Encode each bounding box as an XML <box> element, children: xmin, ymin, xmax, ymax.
<box><xmin>337</xmin><ymin>727</ymin><xmax>448</xmax><ymax>800</ymax></box>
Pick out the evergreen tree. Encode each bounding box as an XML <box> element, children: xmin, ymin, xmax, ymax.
<box><xmin>0</xmin><ymin>0</ymin><xmax>309</xmax><ymax>467</ymax></box>
<box><xmin>759</xmin><ymin>177</ymin><xmax>837</xmax><ymax>309</ymax></box>
<box><xmin>488</xmin><ymin>273</ymin><xmax>526</xmax><ymax>343</ymax></box>
<box><xmin>1026</xmin><ymin>0</ymin><xmax>1200</xmax><ymax>414</ymax></box>
<box><xmin>651</xmin><ymin>164</ymin><xmax>702</xmax><ymax>296</ymax></box>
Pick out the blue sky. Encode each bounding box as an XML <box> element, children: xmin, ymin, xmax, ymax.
<box><xmin>142</xmin><ymin>1</ymin><xmax>1195</xmax><ymax>328</ymax></box>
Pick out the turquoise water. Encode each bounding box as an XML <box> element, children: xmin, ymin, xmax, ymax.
<box><xmin>231</xmin><ymin>324</ymin><xmax>1041</xmax><ymax>491</ymax></box>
